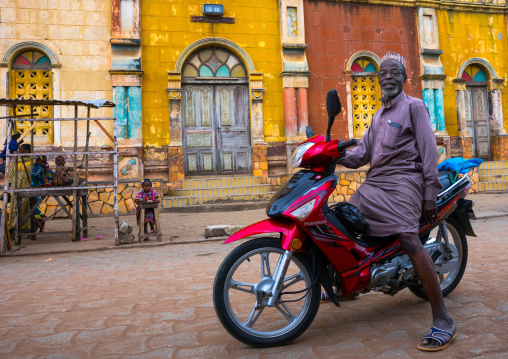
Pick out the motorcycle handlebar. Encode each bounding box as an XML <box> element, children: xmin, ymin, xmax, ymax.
<box><xmin>337</xmin><ymin>139</ymin><xmax>357</xmax><ymax>152</ymax></box>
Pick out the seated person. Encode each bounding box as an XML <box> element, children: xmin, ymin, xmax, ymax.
<box><xmin>53</xmin><ymin>155</ymin><xmax>81</xmax><ymax>186</ymax></box>
<box><xmin>31</xmin><ymin>155</ymin><xmax>52</xmax><ymax>187</ymax></box>
<box><xmin>0</xmin><ymin>132</ymin><xmax>22</xmax><ymax>174</ymax></box>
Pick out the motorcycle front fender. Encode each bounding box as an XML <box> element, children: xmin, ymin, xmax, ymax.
<box><xmin>224</xmin><ymin>217</ymin><xmax>308</xmax><ymax>251</ymax></box>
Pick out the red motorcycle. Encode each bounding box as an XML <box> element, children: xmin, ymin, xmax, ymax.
<box><xmin>213</xmin><ymin>90</ymin><xmax>477</xmax><ymax>347</ymax></box>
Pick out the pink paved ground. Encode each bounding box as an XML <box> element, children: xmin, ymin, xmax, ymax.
<box><xmin>3</xmin><ymin>192</ymin><xmax>507</xmax><ymax>257</ymax></box>
<box><xmin>0</xmin><ymin>216</ymin><xmax>507</xmax><ymax>358</ymax></box>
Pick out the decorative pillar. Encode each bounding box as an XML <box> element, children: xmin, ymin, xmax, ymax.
<box><xmin>279</xmin><ymin>0</ymin><xmax>310</xmax><ymax>174</ymax></box>
<box><xmin>251</xmin><ymin>87</ymin><xmax>265</xmax><ymax>145</ymax></box>
<box><xmin>166</xmin><ymin>72</ymin><xmax>184</xmax><ymax>184</ymax></box>
<box><xmin>417</xmin><ymin>8</ymin><xmax>449</xmax><ymax>162</ymax></box>
<box><xmin>111</xmin><ymin>0</ymin><xmax>143</xmax><ymax>180</ymax></box>
<box><xmin>453</xmin><ymin>79</ymin><xmax>469</xmax><ymax>136</ymax></box>
<box><xmin>434</xmin><ymin>88</ymin><xmax>446</xmax><ymax>133</ymax></box>
<box><xmin>296</xmin><ymin>88</ymin><xmax>308</xmax><ymax>135</ymax></box>
<box><xmin>284</xmin><ymin>87</ymin><xmax>298</xmax><ymax>140</ymax></box>
<box><xmin>250</xmin><ymin>72</ymin><xmax>266</xmax><ymax>145</ymax></box>
<box><xmin>113</xmin><ymin>86</ymin><xmax>128</xmax><ymax>139</ymax></box>
<box><xmin>489</xmin><ymin>79</ymin><xmax>506</xmax><ymax>136</ymax></box>
<box><xmin>422</xmin><ymin>88</ymin><xmax>437</xmax><ymax>131</ymax></box>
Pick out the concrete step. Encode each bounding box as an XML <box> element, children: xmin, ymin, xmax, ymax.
<box><xmin>479</xmin><ymin>161</ymin><xmax>508</xmax><ymax>170</ymax></box>
<box><xmin>169</xmin><ymin>184</ymin><xmax>273</xmax><ymax>197</ymax></box>
<box><xmin>479</xmin><ymin>174</ymin><xmax>508</xmax><ymax>182</ymax></box>
<box><xmin>162</xmin><ymin>192</ymin><xmax>275</xmax><ymax>208</ymax></box>
<box><xmin>478</xmin><ymin>181</ymin><xmax>508</xmax><ymax>192</ymax></box>
<box><xmin>478</xmin><ymin>167</ymin><xmax>508</xmax><ymax>176</ymax></box>
<box><xmin>181</xmin><ymin>176</ymin><xmax>262</xmax><ymax>189</ymax></box>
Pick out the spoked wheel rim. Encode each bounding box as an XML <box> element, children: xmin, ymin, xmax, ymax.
<box><xmin>223</xmin><ymin>247</ymin><xmax>313</xmax><ymax>338</ymax></box>
<box><xmin>427</xmin><ymin>222</ymin><xmax>463</xmax><ymax>290</ymax></box>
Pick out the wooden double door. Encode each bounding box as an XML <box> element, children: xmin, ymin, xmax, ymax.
<box><xmin>466</xmin><ymin>85</ymin><xmax>491</xmax><ymax>160</ymax></box>
<box><xmin>182</xmin><ymin>84</ymin><xmax>252</xmax><ymax>175</ymax></box>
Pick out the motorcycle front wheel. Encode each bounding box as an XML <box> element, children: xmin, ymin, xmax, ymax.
<box><xmin>409</xmin><ymin>217</ymin><xmax>468</xmax><ymax>300</ymax></box>
<box><xmin>213</xmin><ymin>237</ymin><xmax>320</xmax><ymax>347</ymax></box>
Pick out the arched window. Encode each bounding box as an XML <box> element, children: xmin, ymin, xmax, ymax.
<box><xmin>10</xmin><ymin>50</ymin><xmax>53</xmax><ymax>143</ymax></box>
<box><xmin>351</xmin><ymin>57</ymin><xmax>381</xmax><ymax>138</ymax></box>
<box><xmin>182</xmin><ymin>48</ymin><xmax>247</xmax><ymax>78</ymax></box>
<box><xmin>461</xmin><ymin>65</ymin><xmax>488</xmax><ymax>82</ymax></box>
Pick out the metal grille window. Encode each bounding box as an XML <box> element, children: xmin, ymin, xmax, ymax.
<box><xmin>10</xmin><ymin>50</ymin><xmax>53</xmax><ymax>143</ymax></box>
<box><xmin>351</xmin><ymin>58</ymin><xmax>380</xmax><ymax>138</ymax></box>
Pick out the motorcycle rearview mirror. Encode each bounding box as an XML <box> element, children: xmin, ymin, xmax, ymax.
<box><xmin>306</xmin><ymin>125</ymin><xmax>314</xmax><ymax>139</ymax></box>
<box><xmin>326</xmin><ymin>89</ymin><xmax>341</xmax><ymax>142</ymax></box>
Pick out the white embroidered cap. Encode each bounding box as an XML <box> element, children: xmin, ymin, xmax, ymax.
<box><xmin>381</xmin><ymin>51</ymin><xmax>407</xmax><ymax>69</ymax></box>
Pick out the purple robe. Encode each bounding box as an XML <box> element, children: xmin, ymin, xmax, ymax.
<box><xmin>339</xmin><ymin>92</ymin><xmax>441</xmax><ymax>236</ymax></box>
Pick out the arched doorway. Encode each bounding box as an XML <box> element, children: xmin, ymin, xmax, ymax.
<box><xmin>10</xmin><ymin>49</ymin><xmax>54</xmax><ymax>144</ymax></box>
<box><xmin>181</xmin><ymin>47</ymin><xmax>251</xmax><ymax>175</ymax></box>
<box><xmin>461</xmin><ymin>64</ymin><xmax>490</xmax><ymax>160</ymax></box>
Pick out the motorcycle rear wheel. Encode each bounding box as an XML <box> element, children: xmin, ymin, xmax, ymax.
<box><xmin>213</xmin><ymin>237</ymin><xmax>320</xmax><ymax>347</ymax></box>
<box><xmin>409</xmin><ymin>217</ymin><xmax>468</xmax><ymax>300</ymax></box>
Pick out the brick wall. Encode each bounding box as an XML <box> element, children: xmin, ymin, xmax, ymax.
<box><xmin>303</xmin><ymin>1</ymin><xmax>421</xmax><ymax>138</ymax></box>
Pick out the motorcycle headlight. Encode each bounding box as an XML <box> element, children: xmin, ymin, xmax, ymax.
<box><xmin>290</xmin><ymin>142</ymin><xmax>314</xmax><ymax>168</ymax></box>
<box><xmin>290</xmin><ymin>199</ymin><xmax>316</xmax><ymax>221</ymax></box>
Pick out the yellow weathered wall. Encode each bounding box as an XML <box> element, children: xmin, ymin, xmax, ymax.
<box><xmin>0</xmin><ymin>0</ymin><xmax>113</xmax><ymax>147</ymax></box>
<box><xmin>438</xmin><ymin>10</ymin><xmax>508</xmax><ymax>136</ymax></box>
<box><xmin>141</xmin><ymin>0</ymin><xmax>284</xmax><ymax>147</ymax></box>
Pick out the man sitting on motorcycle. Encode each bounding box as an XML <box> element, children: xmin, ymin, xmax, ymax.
<box><xmin>338</xmin><ymin>51</ymin><xmax>456</xmax><ymax>352</ymax></box>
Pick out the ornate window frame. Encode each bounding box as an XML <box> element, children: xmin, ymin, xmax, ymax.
<box><xmin>454</xmin><ymin>58</ymin><xmax>505</xmax><ymax>136</ymax></box>
<box><xmin>344</xmin><ymin>51</ymin><xmax>382</xmax><ymax>139</ymax></box>
<box><xmin>0</xmin><ymin>41</ymin><xmax>63</xmax><ymax>144</ymax></box>
<box><xmin>168</xmin><ymin>37</ymin><xmax>265</xmax><ymax>147</ymax></box>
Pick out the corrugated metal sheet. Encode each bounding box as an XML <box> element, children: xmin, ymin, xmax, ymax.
<box><xmin>0</xmin><ymin>98</ymin><xmax>116</xmax><ymax>108</ymax></box>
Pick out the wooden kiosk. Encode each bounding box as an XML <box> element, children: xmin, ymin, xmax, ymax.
<box><xmin>0</xmin><ymin>98</ymin><xmax>120</xmax><ymax>253</ymax></box>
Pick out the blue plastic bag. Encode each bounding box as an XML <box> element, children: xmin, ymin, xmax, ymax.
<box><xmin>438</xmin><ymin>157</ymin><xmax>483</xmax><ymax>174</ymax></box>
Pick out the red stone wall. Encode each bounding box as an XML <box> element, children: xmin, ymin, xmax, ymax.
<box><xmin>304</xmin><ymin>2</ymin><xmax>422</xmax><ymax>138</ymax></box>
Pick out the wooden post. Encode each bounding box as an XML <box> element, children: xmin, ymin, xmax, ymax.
<box><xmin>85</xmin><ymin>107</ymin><xmax>90</xmax><ymax>183</ymax></box>
<box><xmin>155</xmin><ymin>205</ymin><xmax>162</xmax><ymax>242</ymax></box>
<box><xmin>0</xmin><ymin>121</ymin><xmax>13</xmax><ymax>254</ymax></box>
<box><xmin>138</xmin><ymin>208</ymin><xmax>145</xmax><ymax>243</ymax></box>
<box><xmin>30</xmin><ymin>105</ymin><xmax>34</xmax><ymax>148</ymax></box>
<box><xmin>113</xmin><ymin>117</ymin><xmax>119</xmax><ymax>246</ymax></box>
<box><xmin>72</xmin><ymin>105</ymin><xmax>79</xmax><ymax>241</ymax></box>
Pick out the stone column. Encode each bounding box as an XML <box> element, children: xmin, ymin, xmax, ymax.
<box><xmin>296</xmin><ymin>87</ymin><xmax>308</xmax><ymax>136</ymax></box>
<box><xmin>284</xmin><ymin>87</ymin><xmax>298</xmax><ymax>141</ymax></box>
<box><xmin>489</xmin><ymin>79</ymin><xmax>506</xmax><ymax>136</ymax></box>
<box><xmin>113</xmin><ymin>86</ymin><xmax>128</xmax><ymax>139</ymax></box>
<box><xmin>434</xmin><ymin>88</ymin><xmax>446</xmax><ymax>133</ymax></box>
<box><xmin>251</xmin><ymin>88</ymin><xmax>265</xmax><ymax>145</ymax></box>
<box><xmin>453</xmin><ymin>79</ymin><xmax>470</xmax><ymax>137</ymax></box>
<box><xmin>127</xmin><ymin>86</ymin><xmax>142</xmax><ymax>140</ymax></box>
<box><xmin>422</xmin><ymin>88</ymin><xmax>437</xmax><ymax>131</ymax></box>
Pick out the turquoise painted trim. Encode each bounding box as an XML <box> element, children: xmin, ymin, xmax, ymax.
<box><xmin>434</xmin><ymin>89</ymin><xmax>445</xmax><ymax>132</ymax></box>
<box><xmin>127</xmin><ymin>86</ymin><xmax>142</xmax><ymax>140</ymax></box>
<box><xmin>113</xmin><ymin>86</ymin><xmax>128</xmax><ymax>139</ymax></box>
<box><xmin>422</xmin><ymin>89</ymin><xmax>437</xmax><ymax>131</ymax></box>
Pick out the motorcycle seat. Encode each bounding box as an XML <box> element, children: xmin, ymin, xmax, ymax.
<box><xmin>438</xmin><ymin>170</ymin><xmax>456</xmax><ymax>193</ymax></box>
<box><xmin>359</xmin><ymin>233</ymin><xmax>399</xmax><ymax>248</ymax></box>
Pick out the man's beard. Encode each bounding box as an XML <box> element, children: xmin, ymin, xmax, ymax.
<box><xmin>381</xmin><ymin>83</ymin><xmax>401</xmax><ymax>98</ymax></box>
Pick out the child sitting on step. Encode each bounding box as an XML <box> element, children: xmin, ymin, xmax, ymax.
<box><xmin>134</xmin><ymin>179</ymin><xmax>160</xmax><ymax>241</ymax></box>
